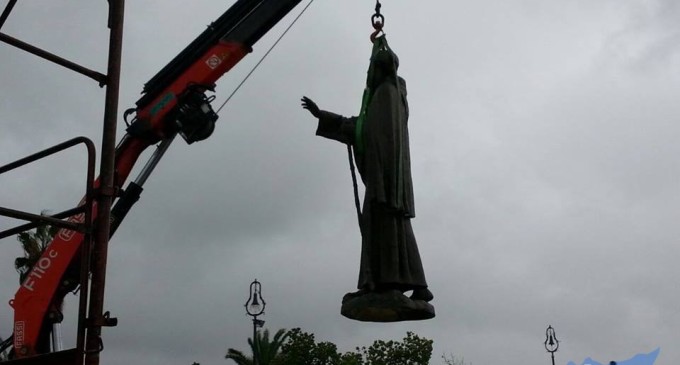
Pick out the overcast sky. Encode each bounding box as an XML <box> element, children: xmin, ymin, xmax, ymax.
<box><xmin>1</xmin><ymin>0</ymin><xmax>679</xmax><ymax>364</ymax></box>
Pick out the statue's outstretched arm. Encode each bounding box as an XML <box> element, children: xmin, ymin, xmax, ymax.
<box><xmin>302</xmin><ymin>96</ymin><xmax>356</xmax><ymax>145</ymax></box>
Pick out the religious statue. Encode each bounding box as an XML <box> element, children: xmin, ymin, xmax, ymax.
<box><xmin>301</xmin><ymin>44</ymin><xmax>434</xmax><ymax>322</ymax></box>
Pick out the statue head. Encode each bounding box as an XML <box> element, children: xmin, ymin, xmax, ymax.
<box><xmin>371</xmin><ymin>48</ymin><xmax>399</xmax><ymax>88</ymax></box>
<box><xmin>375</xmin><ymin>48</ymin><xmax>398</xmax><ymax>72</ymax></box>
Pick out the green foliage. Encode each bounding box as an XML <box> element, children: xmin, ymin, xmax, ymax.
<box><xmin>272</xmin><ymin>328</ymin><xmax>341</xmax><ymax>365</ymax></box>
<box><xmin>226</xmin><ymin>328</ymin><xmax>289</xmax><ymax>365</ymax></box>
<box><xmin>357</xmin><ymin>332</ymin><xmax>433</xmax><ymax>365</ymax></box>
<box><xmin>441</xmin><ymin>353</ymin><xmax>471</xmax><ymax>365</ymax></box>
<box><xmin>338</xmin><ymin>352</ymin><xmax>363</xmax><ymax>365</ymax></box>
<box><xmin>14</xmin><ymin>223</ymin><xmax>57</xmax><ymax>283</ymax></box>
<box><xmin>271</xmin><ymin>328</ymin><xmax>432</xmax><ymax>365</ymax></box>
<box><xmin>225</xmin><ymin>347</ymin><xmax>252</xmax><ymax>365</ymax></box>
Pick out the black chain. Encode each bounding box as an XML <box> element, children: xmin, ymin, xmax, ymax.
<box><xmin>372</xmin><ymin>0</ymin><xmax>384</xmax><ymax>30</ymax></box>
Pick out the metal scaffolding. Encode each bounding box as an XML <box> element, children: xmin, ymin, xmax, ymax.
<box><xmin>0</xmin><ymin>1</ymin><xmax>125</xmax><ymax>364</ymax></box>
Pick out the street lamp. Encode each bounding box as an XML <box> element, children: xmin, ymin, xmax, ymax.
<box><xmin>245</xmin><ymin>279</ymin><xmax>266</xmax><ymax>364</ymax></box>
<box><xmin>544</xmin><ymin>325</ymin><xmax>559</xmax><ymax>365</ymax></box>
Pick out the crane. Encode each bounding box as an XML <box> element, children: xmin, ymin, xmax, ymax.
<box><xmin>1</xmin><ymin>0</ymin><xmax>304</xmax><ymax>361</ymax></box>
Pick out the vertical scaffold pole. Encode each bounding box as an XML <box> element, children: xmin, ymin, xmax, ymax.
<box><xmin>85</xmin><ymin>1</ymin><xmax>125</xmax><ymax>364</ymax></box>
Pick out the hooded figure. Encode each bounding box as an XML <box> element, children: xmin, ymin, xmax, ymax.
<box><xmin>301</xmin><ymin>47</ymin><xmax>432</xmax><ymax>302</ymax></box>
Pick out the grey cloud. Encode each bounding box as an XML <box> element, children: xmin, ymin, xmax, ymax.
<box><xmin>2</xmin><ymin>1</ymin><xmax>680</xmax><ymax>365</ymax></box>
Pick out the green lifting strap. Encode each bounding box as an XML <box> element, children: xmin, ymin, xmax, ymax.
<box><xmin>347</xmin><ymin>35</ymin><xmax>398</xmax><ymax>228</ymax></box>
<box><xmin>354</xmin><ymin>35</ymin><xmax>392</xmax><ymax>155</ymax></box>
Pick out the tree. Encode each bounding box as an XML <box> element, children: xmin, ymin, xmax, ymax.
<box><xmin>226</xmin><ymin>346</ymin><xmax>252</xmax><ymax>365</ymax></box>
<box><xmin>442</xmin><ymin>353</ymin><xmax>471</xmax><ymax>365</ymax></box>
<box><xmin>271</xmin><ymin>328</ymin><xmax>342</xmax><ymax>365</ymax></box>
<box><xmin>271</xmin><ymin>328</ymin><xmax>433</xmax><ymax>365</ymax></box>
<box><xmin>356</xmin><ymin>332</ymin><xmax>433</xmax><ymax>365</ymax></box>
<box><xmin>14</xmin><ymin>223</ymin><xmax>57</xmax><ymax>283</ymax></box>
<box><xmin>226</xmin><ymin>328</ymin><xmax>289</xmax><ymax>365</ymax></box>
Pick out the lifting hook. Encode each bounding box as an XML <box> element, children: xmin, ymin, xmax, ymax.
<box><xmin>370</xmin><ymin>0</ymin><xmax>385</xmax><ymax>42</ymax></box>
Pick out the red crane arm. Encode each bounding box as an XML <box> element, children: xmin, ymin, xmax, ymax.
<box><xmin>11</xmin><ymin>137</ymin><xmax>149</xmax><ymax>357</ymax></box>
<box><xmin>10</xmin><ymin>0</ymin><xmax>302</xmax><ymax>358</ymax></box>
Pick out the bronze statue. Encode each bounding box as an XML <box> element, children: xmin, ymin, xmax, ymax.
<box><xmin>302</xmin><ymin>45</ymin><xmax>434</xmax><ymax>322</ymax></box>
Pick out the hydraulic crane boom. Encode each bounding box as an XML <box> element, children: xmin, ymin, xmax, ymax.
<box><xmin>7</xmin><ymin>0</ymin><xmax>301</xmax><ymax>359</ymax></box>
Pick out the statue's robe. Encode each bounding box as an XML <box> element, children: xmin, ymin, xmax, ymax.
<box><xmin>315</xmin><ymin>77</ymin><xmax>428</xmax><ymax>291</ymax></box>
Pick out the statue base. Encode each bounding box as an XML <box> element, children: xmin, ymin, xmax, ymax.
<box><xmin>341</xmin><ymin>290</ymin><xmax>435</xmax><ymax>322</ymax></box>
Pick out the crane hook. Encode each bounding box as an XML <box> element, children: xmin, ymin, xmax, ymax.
<box><xmin>370</xmin><ymin>0</ymin><xmax>385</xmax><ymax>42</ymax></box>
<box><xmin>371</xmin><ymin>0</ymin><xmax>384</xmax><ymax>31</ymax></box>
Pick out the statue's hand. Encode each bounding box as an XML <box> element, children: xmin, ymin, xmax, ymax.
<box><xmin>301</xmin><ymin>96</ymin><xmax>321</xmax><ymax>118</ymax></box>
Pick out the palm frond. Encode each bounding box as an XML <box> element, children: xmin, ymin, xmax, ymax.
<box><xmin>225</xmin><ymin>348</ymin><xmax>253</xmax><ymax>365</ymax></box>
<box><xmin>229</xmin><ymin>328</ymin><xmax>289</xmax><ymax>365</ymax></box>
<box><xmin>14</xmin><ymin>223</ymin><xmax>56</xmax><ymax>280</ymax></box>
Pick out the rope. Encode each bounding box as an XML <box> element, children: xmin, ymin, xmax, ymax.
<box><xmin>347</xmin><ymin>146</ymin><xmax>363</xmax><ymax>228</ymax></box>
<box><xmin>216</xmin><ymin>0</ymin><xmax>316</xmax><ymax>114</ymax></box>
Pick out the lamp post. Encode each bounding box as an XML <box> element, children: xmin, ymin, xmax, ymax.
<box><xmin>245</xmin><ymin>279</ymin><xmax>266</xmax><ymax>365</ymax></box>
<box><xmin>544</xmin><ymin>325</ymin><xmax>559</xmax><ymax>365</ymax></box>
